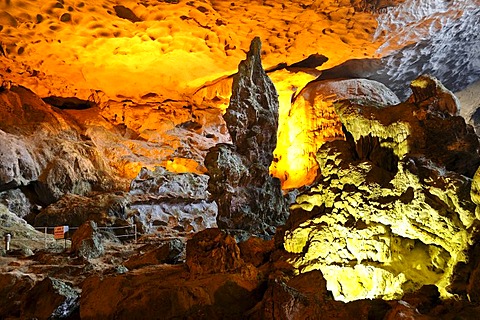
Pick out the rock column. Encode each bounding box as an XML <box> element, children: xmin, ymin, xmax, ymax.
<box><xmin>205</xmin><ymin>37</ymin><xmax>288</xmax><ymax>238</ymax></box>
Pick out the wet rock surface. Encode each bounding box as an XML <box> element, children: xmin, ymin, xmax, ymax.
<box><xmin>205</xmin><ymin>38</ymin><xmax>288</xmax><ymax>237</ymax></box>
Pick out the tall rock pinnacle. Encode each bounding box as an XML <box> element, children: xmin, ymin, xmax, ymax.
<box><xmin>205</xmin><ymin>37</ymin><xmax>288</xmax><ymax>238</ymax></box>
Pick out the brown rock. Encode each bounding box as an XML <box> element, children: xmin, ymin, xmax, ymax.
<box><xmin>21</xmin><ymin>277</ymin><xmax>79</xmax><ymax>320</ymax></box>
<box><xmin>124</xmin><ymin>239</ymin><xmax>185</xmax><ymax>269</ymax></box>
<box><xmin>80</xmin><ymin>266</ymin><xmax>262</xmax><ymax>319</ymax></box>
<box><xmin>34</xmin><ymin>192</ymin><xmax>130</xmax><ymax>227</ymax></box>
<box><xmin>409</xmin><ymin>74</ymin><xmax>459</xmax><ymax>116</ymax></box>
<box><xmin>71</xmin><ymin>220</ymin><xmax>104</xmax><ymax>260</ymax></box>
<box><xmin>0</xmin><ymin>272</ymin><xmax>35</xmax><ymax>318</ymax></box>
<box><xmin>186</xmin><ymin>228</ymin><xmax>244</xmax><ymax>275</ymax></box>
<box><xmin>238</xmin><ymin>236</ymin><xmax>274</xmax><ymax>267</ymax></box>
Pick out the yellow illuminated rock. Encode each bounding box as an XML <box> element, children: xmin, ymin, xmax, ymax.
<box><xmin>284</xmin><ymin>90</ymin><xmax>479</xmax><ymax>302</ymax></box>
<box><xmin>272</xmin><ymin>78</ymin><xmax>400</xmax><ymax>189</ymax></box>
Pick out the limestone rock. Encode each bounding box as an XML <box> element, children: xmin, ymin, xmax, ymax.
<box><xmin>124</xmin><ymin>239</ymin><xmax>185</xmax><ymax>269</ymax></box>
<box><xmin>409</xmin><ymin>74</ymin><xmax>460</xmax><ymax>116</ymax></box>
<box><xmin>80</xmin><ymin>266</ymin><xmax>261</xmax><ymax>319</ymax></box>
<box><xmin>0</xmin><ymin>204</ymin><xmax>56</xmax><ymax>252</ymax></box>
<box><xmin>71</xmin><ymin>221</ymin><xmax>104</xmax><ymax>260</ymax></box>
<box><xmin>282</xmin><ymin>77</ymin><xmax>480</xmax><ymax>302</ymax></box>
<box><xmin>130</xmin><ymin>166</ymin><xmax>210</xmax><ymax>200</ymax></box>
<box><xmin>238</xmin><ymin>236</ymin><xmax>275</xmax><ymax>267</ymax></box>
<box><xmin>250</xmin><ymin>270</ymin><xmax>394</xmax><ymax>320</ymax></box>
<box><xmin>224</xmin><ymin>37</ymin><xmax>279</xmax><ymax>167</ymax></box>
<box><xmin>0</xmin><ymin>272</ymin><xmax>36</xmax><ymax>318</ymax></box>
<box><xmin>0</xmin><ymin>85</ymin><xmax>116</xmax><ymax>208</ymax></box>
<box><xmin>0</xmin><ymin>130</ymin><xmax>38</xmax><ymax>188</ymax></box>
<box><xmin>129</xmin><ymin>167</ymin><xmax>217</xmax><ymax>234</ymax></box>
<box><xmin>205</xmin><ymin>37</ymin><xmax>288</xmax><ymax>237</ymax></box>
<box><xmin>250</xmin><ymin>271</ymin><xmax>330</xmax><ymax>320</ymax></box>
<box><xmin>34</xmin><ymin>192</ymin><xmax>130</xmax><ymax>227</ymax></box>
<box><xmin>402</xmin><ymin>285</ymin><xmax>441</xmax><ymax>314</ymax></box>
<box><xmin>0</xmin><ymin>188</ymin><xmax>31</xmax><ymax>219</ymax></box>
<box><xmin>272</xmin><ymin>78</ymin><xmax>400</xmax><ymax>189</ymax></box>
<box><xmin>21</xmin><ymin>277</ymin><xmax>80</xmax><ymax>320</ymax></box>
<box><xmin>186</xmin><ymin>228</ymin><xmax>244</xmax><ymax>275</ymax></box>
<box><xmin>335</xmin><ymin>75</ymin><xmax>480</xmax><ymax>177</ymax></box>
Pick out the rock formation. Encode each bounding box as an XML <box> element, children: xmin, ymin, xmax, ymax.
<box><xmin>71</xmin><ymin>221</ymin><xmax>105</xmax><ymax>260</ymax></box>
<box><xmin>186</xmin><ymin>228</ymin><xmax>245</xmax><ymax>276</ymax></box>
<box><xmin>34</xmin><ymin>192</ymin><xmax>130</xmax><ymax>228</ymax></box>
<box><xmin>205</xmin><ymin>37</ymin><xmax>288</xmax><ymax>237</ymax></box>
<box><xmin>129</xmin><ymin>166</ymin><xmax>217</xmax><ymax>234</ymax></box>
<box><xmin>124</xmin><ymin>238</ymin><xmax>185</xmax><ymax>269</ymax></box>
<box><xmin>21</xmin><ymin>277</ymin><xmax>80</xmax><ymax>319</ymax></box>
<box><xmin>0</xmin><ymin>84</ymin><xmax>117</xmax><ymax>222</ymax></box>
<box><xmin>282</xmin><ymin>75</ymin><xmax>480</xmax><ymax>302</ymax></box>
<box><xmin>272</xmin><ymin>78</ymin><xmax>400</xmax><ymax>189</ymax></box>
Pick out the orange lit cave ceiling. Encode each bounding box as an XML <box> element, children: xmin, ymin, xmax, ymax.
<box><xmin>1</xmin><ymin>0</ymin><xmax>479</xmax><ymax>190</ymax></box>
<box><xmin>0</xmin><ymin>0</ymin><xmax>381</xmax><ymax>101</ymax></box>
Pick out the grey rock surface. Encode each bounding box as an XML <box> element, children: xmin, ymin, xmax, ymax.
<box><xmin>205</xmin><ymin>37</ymin><xmax>288</xmax><ymax>237</ymax></box>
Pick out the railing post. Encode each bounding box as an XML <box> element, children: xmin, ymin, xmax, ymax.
<box><xmin>134</xmin><ymin>224</ymin><xmax>137</xmax><ymax>243</ymax></box>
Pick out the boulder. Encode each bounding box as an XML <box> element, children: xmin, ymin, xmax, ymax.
<box><xmin>0</xmin><ymin>272</ymin><xmax>36</xmax><ymax>318</ymax></box>
<box><xmin>71</xmin><ymin>221</ymin><xmax>104</xmax><ymax>260</ymax></box>
<box><xmin>124</xmin><ymin>238</ymin><xmax>185</xmax><ymax>269</ymax></box>
<box><xmin>186</xmin><ymin>228</ymin><xmax>244</xmax><ymax>275</ymax></box>
<box><xmin>21</xmin><ymin>277</ymin><xmax>80</xmax><ymax>320</ymax></box>
<box><xmin>205</xmin><ymin>37</ymin><xmax>288</xmax><ymax>237</ymax></box>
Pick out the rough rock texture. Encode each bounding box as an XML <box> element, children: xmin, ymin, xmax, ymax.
<box><xmin>0</xmin><ymin>83</ymin><xmax>228</xmax><ymax>225</ymax></box>
<box><xmin>282</xmin><ymin>75</ymin><xmax>480</xmax><ymax>302</ymax></box>
<box><xmin>186</xmin><ymin>228</ymin><xmax>245</xmax><ymax>276</ymax></box>
<box><xmin>129</xmin><ymin>167</ymin><xmax>217</xmax><ymax>234</ymax></box>
<box><xmin>0</xmin><ymin>203</ymin><xmax>57</xmax><ymax>253</ymax></box>
<box><xmin>71</xmin><ymin>221</ymin><xmax>105</xmax><ymax>260</ymax></box>
<box><xmin>238</xmin><ymin>237</ymin><xmax>275</xmax><ymax>268</ymax></box>
<box><xmin>0</xmin><ymin>85</ymin><xmax>116</xmax><ymax>210</ymax></box>
<box><xmin>80</xmin><ymin>265</ymin><xmax>262</xmax><ymax>320</ymax></box>
<box><xmin>0</xmin><ymin>188</ymin><xmax>31</xmax><ymax>219</ymax></box>
<box><xmin>408</xmin><ymin>74</ymin><xmax>459</xmax><ymax>116</ymax></box>
<box><xmin>124</xmin><ymin>239</ymin><xmax>185</xmax><ymax>269</ymax></box>
<box><xmin>457</xmin><ymin>80</ymin><xmax>480</xmax><ymax>136</ymax></box>
<box><xmin>34</xmin><ymin>192</ymin><xmax>130</xmax><ymax>228</ymax></box>
<box><xmin>21</xmin><ymin>277</ymin><xmax>80</xmax><ymax>319</ymax></box>
<box><xmin>205</xmin><ymin>37</ymin><xmax>288</xmax><ymax>237</ymax></box>
<box><xmin>0</xmin><ymin>272</ymin><xmax>36</xmax><ymax>318</ymax></box>
<box><xmin>272</xmin><ymin>78</ymin><xmax>400</xmax><ymax>189</ymax></box>
<box><xmin>316</xmin><ymin>0</ymin><xmax>480</xmax><ymax>101</ymax></box>
<box><xmin>336</xmin><ymin>76</ymin><xmax>479</xmax><ymax>177</ymax></box>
